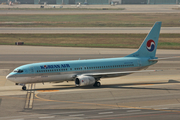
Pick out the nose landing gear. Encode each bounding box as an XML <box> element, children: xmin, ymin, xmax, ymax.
<box><xmin>15</xmin><ymin>83</ymin><xmax>27</xmax><ymax>90</ymax></box>
<box><xmin>22</xmin><ymin>86</ymin><xmax>26</xmax><ymax>90</ymax></box>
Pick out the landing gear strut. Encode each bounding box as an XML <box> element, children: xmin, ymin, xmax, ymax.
<box><xmin>93</xmin><ymin>81</ymin><xmax>101</xmax><ymax>87</ymax></box>
<box><xmin>16</xmin><ymin>83</ymin><xmax>27</xmax><ymax>90</ymax></box>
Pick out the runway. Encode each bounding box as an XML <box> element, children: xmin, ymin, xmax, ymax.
<box><xmin>0</xmin><ymin>46</ymin><xmax>180</xmax><ymax>120</ymax></box>
<box><xmin>1</xmin><ymin>27</ymin><xmax>180</xmax><ymax>33</ymax></box>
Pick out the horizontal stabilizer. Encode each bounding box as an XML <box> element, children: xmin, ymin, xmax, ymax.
<box><xmin>149</xmin><ymin>56</ymin><xmax>180</xmax><ymax>61</ymax></box>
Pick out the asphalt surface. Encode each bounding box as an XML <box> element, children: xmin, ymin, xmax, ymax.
<box><xmin>1</xmin><ymin>27</ymin><xmax>180</xmax><ymax>34</ymax></box>
<box><xmin>0</xmin><ymin>46</ymin><xmax>180</xmax><ymax>120</ymax></box>
<box><xmin>0</xmin><ymin>4</ymin><xmax>180</xmax><ymax>119</ymax></box>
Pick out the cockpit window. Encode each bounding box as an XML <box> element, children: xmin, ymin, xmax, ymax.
<box><xmin>13</xmin><ymin>70</ymin><xmax>18</xmax><ymax>72</ymax></box>
<box><xmin>14</xmin><ymin>69</ymin><xmax>23</xmax><ymax>73</ymax></box>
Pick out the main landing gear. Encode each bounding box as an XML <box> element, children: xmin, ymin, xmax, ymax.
<box><xmin>93</xmin><ymin>81</ymin><xmax>101</xmax><ymax>87</ymax></box>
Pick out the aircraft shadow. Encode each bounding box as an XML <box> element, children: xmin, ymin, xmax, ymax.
<box><xmin>33</xmin><ymin>79</ymin><xmax>180</xmax><ymax>91</ymax></box>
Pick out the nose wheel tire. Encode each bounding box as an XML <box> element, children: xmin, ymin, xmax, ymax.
<box><xmin>93</xmin><ymin>82</ymin><xmax>101</xmax><ymax>87</ymax></box>
<box><xmin>22</xmin><ymin>86</ymin><xmax>26</xmax><ymax>90</ymax></box>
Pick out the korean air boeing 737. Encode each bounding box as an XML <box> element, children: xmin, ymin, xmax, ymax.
<box><xmin>6</xmin><ymin>22</ymin><xmax>162</xmax><ymax>90</ymax></box>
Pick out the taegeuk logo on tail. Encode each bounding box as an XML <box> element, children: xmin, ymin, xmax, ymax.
<box><xmin>146</xmin><ymin>39</ymin><xmax>155</xmax><ymax>52</ymax></box>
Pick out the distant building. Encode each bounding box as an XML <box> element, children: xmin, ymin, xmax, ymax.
<box><xmin>0</xmin><ymin>0</ymin><xmax>179</xmax><ymax>4</ymax></box>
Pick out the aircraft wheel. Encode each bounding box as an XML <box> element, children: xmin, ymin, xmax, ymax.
<box><xmin>96</xmin><ymin>82</ymin><xmax>101</xmax><ymax>87</ymax></box>
<box><xmin>93</xmin><ymin>82</ymin><xmax>101</xmax><ymax>87</ymax></box>
<box><xmin>22</xmin><ymin>86</ymin><xmax>26</xmax><ymax>90</ymax></box>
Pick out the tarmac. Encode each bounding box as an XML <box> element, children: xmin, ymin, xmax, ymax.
<box><xmin>0</xmin><ymin>46</ymin><xmax>180</xmax><ymax>120</ymax></box>
<box><xmin>0</xmin><ymin>4</ymin><xmax>180</xmax><ymax>120</ymax></box>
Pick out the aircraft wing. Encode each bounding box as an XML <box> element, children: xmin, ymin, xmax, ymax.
<box><xmin>80</xmin><ymin>70</ymin><xmax>157</xmax><ymax>78</ymax></box>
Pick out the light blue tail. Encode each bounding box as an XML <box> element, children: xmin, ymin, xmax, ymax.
<box><xmin>126</xmin><ymin>21</ymin><xmax>161</xmax><ymax>58</ymax></box>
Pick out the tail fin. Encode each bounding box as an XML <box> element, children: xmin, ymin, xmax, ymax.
<box><xmin>126</xmin><ymin>21</ymin><xmax>161</xmax><ymax>58</ymax></box>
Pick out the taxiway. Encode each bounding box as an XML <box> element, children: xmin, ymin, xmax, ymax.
<box><xmin>0</xmin><ymin>46</ymin><xmax>180</xmax><ymax>120</ymax></box>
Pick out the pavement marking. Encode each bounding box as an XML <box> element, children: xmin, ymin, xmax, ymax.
<box><xmin>133</xmin><ymin>84</ymin><xmax>154</xmax><ymax>86</ymax></box>
<box><xmin>142</xmin><ymin>103</ymin><xmax>180</xmax><ymax>108</ymax></box>
<box><xmin>98</xmin><ymin>112</ymin><xmax>113</xmax><ymax>114</ymax></box>
<box><xmin>11</xmin><ymin>119</ymin><xmax>24</xmax><ymax>120</ymax></box>
<box><xmin>121</xmin><ymin>108</ymin><xmax>132</xmax><ymax>109</ymax></box>
<box><xmin>0</xmin><ymin>114</ymin><xmax>51</xmax><ymax>119</ymax></box>
<box><xmin>127</xmin><ymin>110</ymin><xmax>141</xmax><ymax>112</ymax></box>
<box><xmin>39</xmin><ymin>116</ymin><xmax>55</xmax><ymax>119</ymax></box>
<box><xmin>85</xmin><ymin>111</ymin><xmax>165</xmax><ymax>119</ymax></box>
<box><xmin>37</xmin><ymin>90</ymin><xmax>59</xmax><ymax>92</ymax></box>
<box><xmin>70</xmin><ymin>91</ymin><xmax>180</xmax><ymax>103</ymax></box>
<box><xmin>52</xmin><ymin>109</ymin><xmax>118</xmax><ymax>115</ymax></box>
<box><xmin>35</xmin><ymin>92</ymin><xmax>180</xmax><ymax>114</ymax></box>
<box><xmin>69</xmin><ymin>114</ymin><xmax>84</xmax><ymax>117</ymax></box>
<box><xmin>90</xmin><ymin>112</ymin><xmax>178</xmax><ymax>120</ymax></box>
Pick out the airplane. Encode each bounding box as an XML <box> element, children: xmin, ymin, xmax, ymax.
<box><xmin>7</xmin><ymin>21</ymin><xmax>162</xmax><ymax>90</ymax></box>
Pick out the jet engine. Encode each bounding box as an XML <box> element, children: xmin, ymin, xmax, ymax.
<box><xmin>75</xmin><ymin>76</ymin><xmax>95</xmax><ymax>86</ymax></box>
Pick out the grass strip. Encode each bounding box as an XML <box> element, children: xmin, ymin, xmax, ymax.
<box><xmin>0</xmin><ymin>13</ymin><xmax>180</xmax><ymax>27</ymax></box>
<box><xmin>0</xmin><ymin>33</ymin><xmax>180</xmax><ymax>49</ymax></box>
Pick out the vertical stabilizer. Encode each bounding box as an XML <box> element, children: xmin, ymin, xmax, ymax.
<box><xmin>126</xmin><ymin>21</ymin><xmax>161</xmax><ymax>58</ymax></box>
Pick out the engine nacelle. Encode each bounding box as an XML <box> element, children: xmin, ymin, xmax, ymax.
<box><xmin>75</xmin><ymin>76</ymin><xmax>95</xmax><ymax>86</ymax></box>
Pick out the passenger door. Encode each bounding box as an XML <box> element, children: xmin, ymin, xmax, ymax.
<box><xmin>29</xmin><ymin>67</ymin><xmax>35</xmax><ymax>79</ymax></box>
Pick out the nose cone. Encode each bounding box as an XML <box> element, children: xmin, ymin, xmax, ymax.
<box><xmin>6</xmin><ymin>73</ymin><xmax>15</xmax><ymax>81</ymax></box>
<box><xmin>6</xmin><ymin>74</ymin><xmax>11</xmax><ymax>80</ymax></box>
